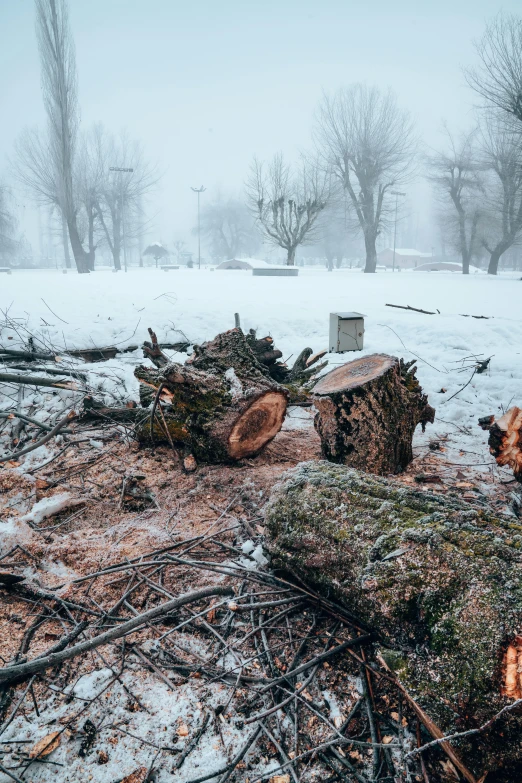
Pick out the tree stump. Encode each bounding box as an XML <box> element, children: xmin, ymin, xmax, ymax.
<box><xmin>134</xmin><ymin>328</ymin><xmax>288</xmax><ymax>463</ymax></box>
<box><xmin>266</xmin><ymin>461</ymin><xmax>522</xmax><ymax>780</ymax></box>
<box><xmin>312</xmin><ymin>353</ymin><xmax>435</xmax><ymax>474</ymax></box>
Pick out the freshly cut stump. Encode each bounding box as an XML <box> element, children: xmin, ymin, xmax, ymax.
<box><xmin>134</xmin><ymin>328</ymin><xmax>288</xmax><ymax>463</ymax></box>
<box><xmin>266</xmin><ymin>461</ymin><xmax>522</xmax><ymax>781</ymax></box>
<box><xmin>312</xmin><ymin>353</ymin><xmax>434</xmax><ymax>474</ymax></box>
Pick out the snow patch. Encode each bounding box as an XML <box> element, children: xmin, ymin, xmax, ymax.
<box><xmin>225</xmin><ymin>367</ymin><xmax>243</xmax><ymax>399</ymax></box>
<box><xmin>19</xmin><ymin>492</ymin><xmax>83</xmax><ymax>526</ymax></box>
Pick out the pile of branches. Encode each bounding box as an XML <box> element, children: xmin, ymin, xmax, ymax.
<box><xmin>0</xmin><ymin>516</ymin><xmax>491</xmax><ymax>783</ymax></box>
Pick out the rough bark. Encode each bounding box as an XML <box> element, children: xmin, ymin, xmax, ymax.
<box><xmin>479</xmin><ymin>406</ymin><xmax>522</xmax><ymax>482</ymax></box>
<box><xmin>135</xmin><ymin>328</ymin><xmax>288</xmax><ymax>462</ymax></box>
<box><xmin>265</xmin><ymin>461</ymin><xmax>522</xmax><ymax>780</ymax></box>
<box><xmin>245</xmin><ymin>329</ymin><xmax>328</xmax><ymax>388</ymax></box>
<box><xmin>363</xmin><ymin>230</ymin><xmax>378</xmax><ymax>273</ymax></box>
<box><xmin>312</xmin><ymin>354</ymin><xmax>435</xmax><ymax>474</ymax></box>
<box><xmin>61</xmin><ymin>211</ymin><xmax>71</xmax><ymax>269</ymax></box>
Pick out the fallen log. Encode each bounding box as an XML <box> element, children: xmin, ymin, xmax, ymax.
<box><xmin>135</xmin><ymin>328</ymin><xmax>288</xmax><ymax>462</ymax></box>
<box><xmin>386</xmin><ymin>303</ymin><xmax>438</xmax><ymax>315</ymax></box>
<box><xmin>479</xmin><ymin>406</ymin><xmax>522</xmax><ymax>483</ymax></box>
<box><xmin>265</xmin><ymin>461</ymin><xmax>522</xmax><ymax>778</ymax></box>
<box><xmin>0</xmin><ymin>371</ymin><xmax>81</xmax><ymax>391</ymax></box>
<box><xmin>312</xmin><ymin>354</ymin><xmax>434</xmax><ymax>474</ymax></box>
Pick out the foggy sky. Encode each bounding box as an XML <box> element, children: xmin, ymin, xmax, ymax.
<box><xmin>1</xmin><ymin>0</ymin><xmax>519</xmax><ymax>256</ymax></box>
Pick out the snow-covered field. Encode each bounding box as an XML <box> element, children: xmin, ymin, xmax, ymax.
<box><xmin>1</xmin><ymin>267</ymin><xmax>522</xmax><ymax>782</ymax></box>
<box><xmin>1</xmin><ymin>266</ymin><xmax>521</xmax><ymax>481</ymax></box>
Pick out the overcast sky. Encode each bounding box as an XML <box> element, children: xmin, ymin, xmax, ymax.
<box><xmin>1</xmin><ymin>0</ymin><xmax>519</xmax><ymax>255</ymax></box>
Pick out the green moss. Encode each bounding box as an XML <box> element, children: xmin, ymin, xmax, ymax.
<box><xmin>265</xmin><ymin>460</ymin><xmax>522</xmax><ymax>750</ymax></box>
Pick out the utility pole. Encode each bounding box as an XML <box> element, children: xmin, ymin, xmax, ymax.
<box><xmin>391</xmin><ymin>190</ymin><xmax>405</xmax><ymax>272</ymax></box>
<box><xmin>110</xmin><ymin>167</ymin><xmax>134</xmax><ymax>272</ymax></box>
<box><xmin>191</xmin><ymin>186</ymin><xmax>206</xmax><ymax>269</ymax></box>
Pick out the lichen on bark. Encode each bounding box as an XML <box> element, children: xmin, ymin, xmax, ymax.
<box><xmin>265</xmin><ymin>461</ymin><xmax>522</xmax><ymax>775</ymax></box>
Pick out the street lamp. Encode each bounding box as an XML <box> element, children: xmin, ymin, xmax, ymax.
<box><xmin>109</xmin><ymin>167</ymin><xmax>134</xmax><ymax>272</ymax></box>
<box><xmin>391</xmin><ymin>190</ymin><xmax>405</xmax><ymax>272</ymax></box>
<box><xmin>191</xmin><ymin>185</ymin><xmax>206</xmax><ymax>269</ymax></box>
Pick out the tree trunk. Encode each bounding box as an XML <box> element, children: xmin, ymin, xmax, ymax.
<box><xmin>265</xmin><ymin>461</ymin><xmax>522</xmax><ymax>780</ymax></box>
<box><xmin>312</xmin><ymin>354</ymin><xmax>434</xmax><ymax>474</ymax></box>
<box><xmin>363</xmin><ymin>231</ymin><xmax>377</xmax><ymax>273</ymax></box>
<box><xmin>286</xmin><ymin>246</ymin><xmax>296</xmax><ymax>266</ymax></box>
<box><xmin>61</xmin><ymin>212</ymin><xmax>71</xmax><ymax>269</ymax></box>
<box><xmin>135</xmin><ymin>328</ymin><xmax>288</xmax><ymax>463</ymax></box>
<box><xmin>488</xmin><ymin>248</ymin><xmax>502</xmax><ymax>275</ymax></box>
<box><xmin>67</xmin><ymin>217</ymin><xmax>91</xmax><ymax>274</ymax></box>
<box><xmin>87</xmin><ymin>209</ymin><xmax>96</xmax><ymax>271</ymax></box>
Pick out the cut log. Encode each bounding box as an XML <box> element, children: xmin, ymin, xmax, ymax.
<box><xmin>265</xmin><ymin>461</ymin><xmax>522</xmax><ymax>778</ymax></box>
<box><xmin>134</xmin><ymin>328</ymin><xmax>288</xmax><ymax>462</ymax></box>
<box><xmin>479</xmin><ymin>406</ymin><xmax>522</xmax><ymax>482</ymax></box>
<box><xmin>312</xmin><ymin>354</ymin><xmax>435</xmax><ymax>474</ymax></box>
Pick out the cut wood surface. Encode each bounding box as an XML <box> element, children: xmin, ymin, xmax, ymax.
<box><xmin>135</xmin><ymin>328</ymin><xmax>288</xmax><ymax>463</ymax></box>
<box><xmin>479</xmin><ymin>406</ymin><xmax>522</xmax><ymax>482</ymax></box>
<box><xmin>312</xmin><ymin>354</ymin><xmax>434</xmax><ymax>474</ymax></box>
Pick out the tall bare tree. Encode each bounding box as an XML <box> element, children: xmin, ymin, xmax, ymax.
<box><xmin>34</xmin><ymin>0</ymin><xmax>90</xmax><ymax>272</ymax></box>
<box><xmin>466</xmin><ymin>13</ymin><xmax>522</xmax><ymax>125</ymax></box>
<box><xmin>315</xmin><ymin>84</ymin><xmax>417</xmax><ymax>273</ymax></box>
<box><xmin>316</xmin><ymin>197</ymin><xmax>349</xmax><ymax>270</ymax></box>
<box><xmin>198</xmin><ymin>195</ymin><xmax>260</xmax><ymax>260</ymax></box>
<box><xmin>246</xmin><ymin>154</ymin><xmax>329</xmax><ymax>265</ymax></box>
<box><xmin>0</xmin><ymin>185</ymin><xmax>18</xmax><ymax>262</ymax></box>
<box><xmin>93</xmin><ymin>127</ymin><xmax>157</xmax><ymax>271</ymax></box>
<box><xmin>427</xmin><ymin>127</ymin><xmax>483</xmax><ymax>274</ymax></box>
<box><xmin>480</xmin><ymin>119</ymin><xmax>522</xmax><ymax>274</ymax></box>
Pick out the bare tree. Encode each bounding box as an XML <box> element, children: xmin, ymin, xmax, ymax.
<box><xmin>315</xmin><ymin>84</ymin><xmax>417</xmax><ymax>273</ymax></box>
<box><xmin>466</xmin><ymin>14</ymin><xmax>522</xmax><ymax>125</ymax></box>
<box><xmin>0</xmin><ymin>185</ymin><xmax>19</xmax><ymax>262</ymax></box>
<box><xmin>480</xmin><ymin>119</ymin><xmax>522</xmax><ymax>274</ymax></box>
<box><xmin>316</xmin><ymin>197</ymin><xmax>350</xmax><ymax>270</ymax></box>
<box><xmin>246</xmin><ymin>154</ymin><xmax>329</xmax><ymax>265</ymax></box>
<box><xmin>426</xmin><ymin>127</ymin><xmax>483</xmax><ymax>274</ymax></box>
<box><xmin>75</xmin><ymin>127</ymin><xmax>106</xmax><ymax>270</ymax></box>
<box><xmin>92</xmin><ymin>127</ymin><xmax>158</xmax><ymax>270</ymax></box>
<box><xmin>198</xmin><ymin>195</ymin><xmax>260</xmax><ymax>260</ymax></box>
<box><xmin>34</xmin><ymin>0</ymin><xmax>91</xmax><ymax>273</ymax></box>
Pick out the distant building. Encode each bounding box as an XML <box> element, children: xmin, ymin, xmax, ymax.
<box><xmin>215</xmin><ymin>258</ymin><xmax>276</xmax><ymax>270</ymax></box>
<box><xmin>378</xmin><ymin>248</ymin><xmax>433</xmax><ymax>269</ymax></box>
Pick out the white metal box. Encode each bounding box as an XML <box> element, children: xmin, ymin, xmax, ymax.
<box><xmin>329</xmin><ymin>312</ymin><xmax>365</xmax><ymax>353</ymax></box>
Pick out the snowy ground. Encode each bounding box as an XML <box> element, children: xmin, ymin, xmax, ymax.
<box><xmin>1</xmin><ymin>266</ymin><xmax>521</xmax><ymax>485</ymax></box>
<box><xmin>1</xmin><ymin>267</ymin><xmax>522</xmax><ymax>782</ymax></box>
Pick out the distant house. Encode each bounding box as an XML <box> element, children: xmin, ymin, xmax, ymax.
<box><xmin>378</xmin><ymin>248</ymin><xmax>433</xmax><ymax>269</ymax></box>
<box><xmin>215</xmin><ymin>258</ymin><xmax>276</xmax><ymax>270</ymax></box>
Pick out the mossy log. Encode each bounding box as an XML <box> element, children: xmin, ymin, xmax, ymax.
<box><xmin>266</xmin><ymin>461</ymin><xmax>522</xmax><ymax>779</ymax></box>
<box><xmin>312</xmin><ymin>354</ymin><xmax>435</xmax><ymax>474</ymax></box>
<box><xmin>479</xmin><ymin>406</ymin><xmax>522</xmax><ymax>483</ymax></box>
<box><xmin>134</xmin><ymin>328</ymin><xmax>288</xmax><ymax>462</ymax></box>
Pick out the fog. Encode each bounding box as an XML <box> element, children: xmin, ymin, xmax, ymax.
<box><xmin>1</xmin><ymin>0</ymin><xmax>522</xmax><ymax>265</ymax></box>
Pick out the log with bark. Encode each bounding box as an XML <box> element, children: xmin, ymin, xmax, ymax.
<box><xmin>312</xmin><ymin>353</ymin><xmax>435</xmax><ymax>474</ymax></box>
<box><xmin>265</xmin><ymin>461</ymin><xmax>522</xmax><ymax>780</ymax></box>
<box><xmin>479</xmin><ymin>406</ymin><xmax>522</xmax><ymax>483</ymax></box>
<box><xmin>134</xmin><ymin>328</ymin><xmax>288</xmax><ymax>463</ymax></box>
